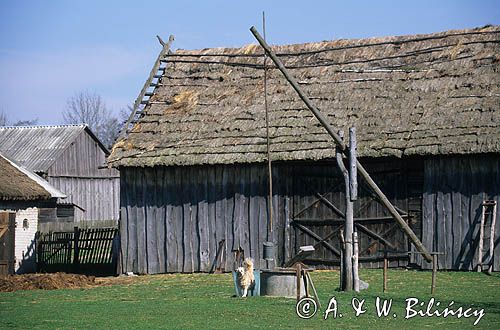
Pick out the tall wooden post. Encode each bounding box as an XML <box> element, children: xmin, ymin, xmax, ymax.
<box><xmin>349</xmin><ymin>128</ymin><xmax>359</xmax><ymax>292</ymax></box>
<box><xmin>349</xmin><ymin>128</ymin><xmax>358</xmax><ymax>202</ymax></box>
<box><xmin>337</xmin><ymin>130</ymin><xmax>353</xmax><ymax>291</ymax></box>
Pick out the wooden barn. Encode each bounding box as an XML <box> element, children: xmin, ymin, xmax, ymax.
<box><xmin>0</xmin><ymin>153</ymin><xmax>66</xmax><ymax>274</ymax></box>
<box><xmin>108</xmin><ymin>26</ymin><xmax>500</xmax><ymax>274</ymax></box>
<box><xmin>0</xmin><ymin>125</ymin><xmax>120</xmax><ymax>229</ymax></box>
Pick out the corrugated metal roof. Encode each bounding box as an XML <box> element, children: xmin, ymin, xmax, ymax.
<box><xmin>0</xmin><ymin>125</ymin><xmax>86</xmax><ymax>173</ymax></box>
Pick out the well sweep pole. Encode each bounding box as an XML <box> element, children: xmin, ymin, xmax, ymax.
<box><xmin>250</xmin><ymin>26</ymin><xmax>432</xmax><ymax>263</ymax></box>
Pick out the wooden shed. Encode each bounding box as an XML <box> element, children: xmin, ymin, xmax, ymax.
<box><xmin>108</xmin><ymin>26</ymin><xmax>500</xmax><ymax>274</ymax></box>
<box><xmin>0</xmin><ymin>153</ymin><xmax>65</xmax><ymax>274</ymax></box>
<box><xmin>0</xmin><ymin>125</ymin><xmax>120</xmax><ymax>229</ymax></box>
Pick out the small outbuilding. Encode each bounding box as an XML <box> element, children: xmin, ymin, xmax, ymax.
<box><xmin>109</xmin><ymin>26</ymin><xmax>500</xmax><ymax>274</ymax></box>
<box><xmin>0</xmin><ymin>124</ymin><xmax>120</xmax><ymax>229</ymax></box>
<box><xmin>0</xmin><ymin>153</ymin><xmax>65</xmax><ymax>274</ymax></box>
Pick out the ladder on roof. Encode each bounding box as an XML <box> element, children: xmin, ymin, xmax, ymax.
<box><xmin>117</xmin><ymin>34</ymin><xmax>175</xmax><ymax>141</ymax></box>
<box><xmin>477</xmin><ymin>200</ymin><xmax>497</xmax><ymax>274</ymax></box>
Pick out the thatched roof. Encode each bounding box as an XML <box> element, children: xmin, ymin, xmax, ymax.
<box><xmin>108</xmin><ymin>26</ymin><xmax>500</xmax><ymax>167</ymax></box>
<box><xmin>0</xmin><ymin>154</ymin><xmax>66</xmax><ymax>201</ymax></box>
<box><xmin>0</xmin><ymin>125</ymin><xmax>108</xmax><ymax>173</ymax></box>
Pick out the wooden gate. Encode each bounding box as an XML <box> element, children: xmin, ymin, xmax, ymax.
<box><xmin>0</xmin><ymin>212</ymin><xmax>16</xmax><ymax>275</ymax></box>
<box><xmin>287</xmin><ymin>160</ymin><xmax>422</xmax><ymax>268</ymax></box>
<box><xmin>37</xmin><ymin>227</ymin><xmax>119</xmax><ymax>275</ymax></box>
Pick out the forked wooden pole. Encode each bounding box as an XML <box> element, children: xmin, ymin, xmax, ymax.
<box><xmin>250</xmin><ymin>26</ymin><xmax>432</xmax><ymax>263</ymax></box>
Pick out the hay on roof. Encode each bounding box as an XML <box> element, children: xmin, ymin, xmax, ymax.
<box><xmin>0</xmin><ymin>156</ymin><xmax>52</xmax><ymax>200</ymax></box>
<box><xmin>109</xmin><ymin>26</ymin><xmax>500</xmax><ymax>168</ymax></box>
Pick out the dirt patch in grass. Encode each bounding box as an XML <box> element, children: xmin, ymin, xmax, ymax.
<box><xmin>0</xmin><ymin>273</ymin><xmax>97</xmax><ymax>292</ymax></box>
<box><xmin>0</xmin><ymin>272</ymin><xmax>154</xmax><ymax>292</ymax></box>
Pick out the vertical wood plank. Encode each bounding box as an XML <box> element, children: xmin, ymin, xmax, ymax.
<box><xmin>128</xmin><ymin>169</ymin><xmax>139</xmax><ymax>273</ymax></box>
<box><xmin>197</xmin><ymin>167</ymin><xmax>210</xmax><ymax>271</ymax></box>
<box><xmin>181</xmin><ymin>167</ymin><xmax>193</xmax><ymax>273</ymax></box>
<box><xmin>249</xmin><ymin>166</ymin><xmax>259</xmax><ymax>264</ymax></box>
<box><xmin>164</xmin><ymin>167</ymin><xmax>177</xmax><ymax>272</ymax></box>
<box><xmin>189</xmin><ymin>167</ymin><xmax>199</xmax><ymax>272</ymax></box>
<box><xmin>174</xmin><ymin>167</ymin><xmax>184</xmax><ymax>272</ymax></box>
<box><xmin>224</xmin><ymin>166</ymin><xmax>234</xmax><ymax>270</ymax></box>
<box><xmin>156</xmin><ymin>167</ymin><xmax>166</xmax><ymax>273</ymax></box>
<box><xmin>207</xmin><ymin>166</ymin><xmax>217</xmax><ymax>271</ymax></box>
<box><xmin>214</xmin><ymin>165</ymin><xmax>225</xmax><ymax>270</ymax></box>
<box><xmin>145</xmin><ymin>168</ymin><xmax>159</xmax><ymax>273</ymax></box>
<box><xmin>421</xmin><ymin>159</ymin><xmax>435</xmax><ymax>270</ymax></box>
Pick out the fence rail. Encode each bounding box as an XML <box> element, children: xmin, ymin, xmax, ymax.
<box><xmin>37</xmin><ymin>227</ymin><xmax>118</xmax><ymax>275</ymax></box>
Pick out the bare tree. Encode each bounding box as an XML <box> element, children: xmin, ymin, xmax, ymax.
<box><xmin>0</xmin><ymin>110</ymin><xmax>7</xmax><ymax>126</ymax></box>
<box><xmin>0</xmin><ymin>108</ymin><xmax>38</xmax><ymax>126</ymax></box>
<box><xmin>12</xmin><ymin>119</ymin><xmax>39</xmax><ymax>126</ymax></box>
<box><xmin>63</xmin><ymin>91</ymin><xmax>121</xmax><ymax>149</ymax></box>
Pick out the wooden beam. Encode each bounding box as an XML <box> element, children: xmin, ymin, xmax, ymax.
<box><xmin>303</xmin><ymin>253</ymin><xmax>409</xmax><ymax>264</ymax></box>
<box><xmin>292</xmin><ymin>215</ymin><xmax>408</xmax><ymax>226</ymax></box>
<box><xmin>250</xmin><ymin>26</ymin><xmax>432</xmax><ymax>263</ymax></box>
<box><xmin>355</xmin><ymin>223</ymin><xmax>396</xmax><ymax>250</ymax></box>
<box><xmin>292</xmin><ymin>222</ymin><xmax>341</xmax><ymax>256</ymax></box>
<box><xmin>315</xmin><ymin>192</ymin><xmax>345</xmax><ymax>218</ymax></box>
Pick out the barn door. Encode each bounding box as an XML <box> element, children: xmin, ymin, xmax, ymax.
<box><xmin>288</xmin><ymin>161</ymin><xmax>414</xmax><ymax>268</ymax></box>
<box><xmin>0</xmin><ymin>212</ymin><xmax>16</xmax><ymax>275</ymax></box>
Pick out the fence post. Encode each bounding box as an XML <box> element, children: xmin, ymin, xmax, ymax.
<box><xmin>73</xmin><ymin>226</ymin><xmax>80</xmax><ymax>273</ymax></box>
<box><xmin>36</xmin><ymin>232</ymin><xmax>43</xmax><ymax>272</ymax></box>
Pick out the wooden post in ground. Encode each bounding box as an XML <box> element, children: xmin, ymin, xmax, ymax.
<box><xmin>350</xmin><ymin>128</ymin><xmax>359</xmax><ymax>292</ymax></box>
<box><xmin>339</xmin><ymin>231</ymin><xmax>344</xmax><ymax>290</ymax></box>
<box><xmin>431</xmin><ymin>254</ymin><xmax>438</xmax><ymax>295</ymax></box>
<box><xmin>336</xmin><ymin>130</ymin><xmax>353</xmax><ymax>291</ymax></box>
<box><xmin>296</xmin><ymin>263</ymin><xmax>302</xmax><ymax>302</ymax></box>
<box><xmin>488</xmin><ymin>202</ymin><xmax>497</xmax><ymax>274</ymax></box>
<box><xmin>353</xmin><ymin>231</ymin><xmax>360</xmax><ymax>292</ymax></box>
<box><xmin>383</xmin><ymin>250</ymin><xmax>388</xmax><ymax>293</ymax></box>
<box><xmin>73</xmin><ymin>226</ymin><xmax>80</xmax><ymax>273</ymax></box>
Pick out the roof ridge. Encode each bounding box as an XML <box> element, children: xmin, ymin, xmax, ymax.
<box><xmin>170</xmin><ymin>25</ymin><xmax>499</xmax><ymax>55</ymax></box>
<box><xmin>0</xmin><ymin>124</ymin><xmax>88</xmax><ymax>130</ymax></box>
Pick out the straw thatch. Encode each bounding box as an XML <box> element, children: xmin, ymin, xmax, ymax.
<box><xmin>108</xmin><ymin>26</ymin><xmax>500</xmax><ymax>167</ymax></box>
<box><xmin>0</xmin><ymin>154</ymin><xmax>65</xmax><ymax>201</ymax></box>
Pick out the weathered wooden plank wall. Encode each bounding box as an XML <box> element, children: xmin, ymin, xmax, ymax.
<box><xmin>120</xmin><ymin>155</ymin><xmax>499</xmax><ymax>274</ymax></box>
<box><xmin>47</xmin><ymin>130</ymin><xmax>120</xmax><ymax>222</ymax></box>
<box><xmin>48</xmin><ymin>177</ymin><xmax>120</xmax><ymax>221</ymax></box>
<box><xmin>418</xmin><ymin>155</ymin><xmax>500</xmax><ymax>270</ymax></box>
<box><xmin>119</xmin><ymin>158</ymin><xmax>421</xmax><ymax>274</ymax></box>
<box><xmin>120</xmin><ymin>164</ymin><xmax>277</xmax><ymax>274</ymax></box>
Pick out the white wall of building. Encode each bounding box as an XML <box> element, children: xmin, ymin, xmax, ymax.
<box><xmin>14</xmin><ymin>207</ymin><xmax>38</xmax><ymax>273</ymax></box>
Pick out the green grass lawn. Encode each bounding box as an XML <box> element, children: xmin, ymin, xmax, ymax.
<box><xmin>1</xmin><ymin>269</ymin><xmax>499</xmax><ymax>329</ymax></box>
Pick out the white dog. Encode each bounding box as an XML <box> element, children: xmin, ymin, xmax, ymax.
<box><xmin>236</xmin><ymin>258</ymin><xmax>255</xmax><ymax>297</ymax></box>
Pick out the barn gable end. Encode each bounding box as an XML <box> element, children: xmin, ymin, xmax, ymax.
<box><xmin>0</xmin><ymin>125</ymin><xmax>120</xmax><ymax>224</ymax></box>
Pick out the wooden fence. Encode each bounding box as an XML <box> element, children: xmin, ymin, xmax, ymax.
<box><xmin>37</xmin><ymin>227</ymin><xmax>118</xmax><ymax>275</ymax></box>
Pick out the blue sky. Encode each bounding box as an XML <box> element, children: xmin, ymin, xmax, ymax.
<box><xmin>0</xmin><ymin>0</ymin><xmax>498</xmax><ymax>124</ymax></box>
